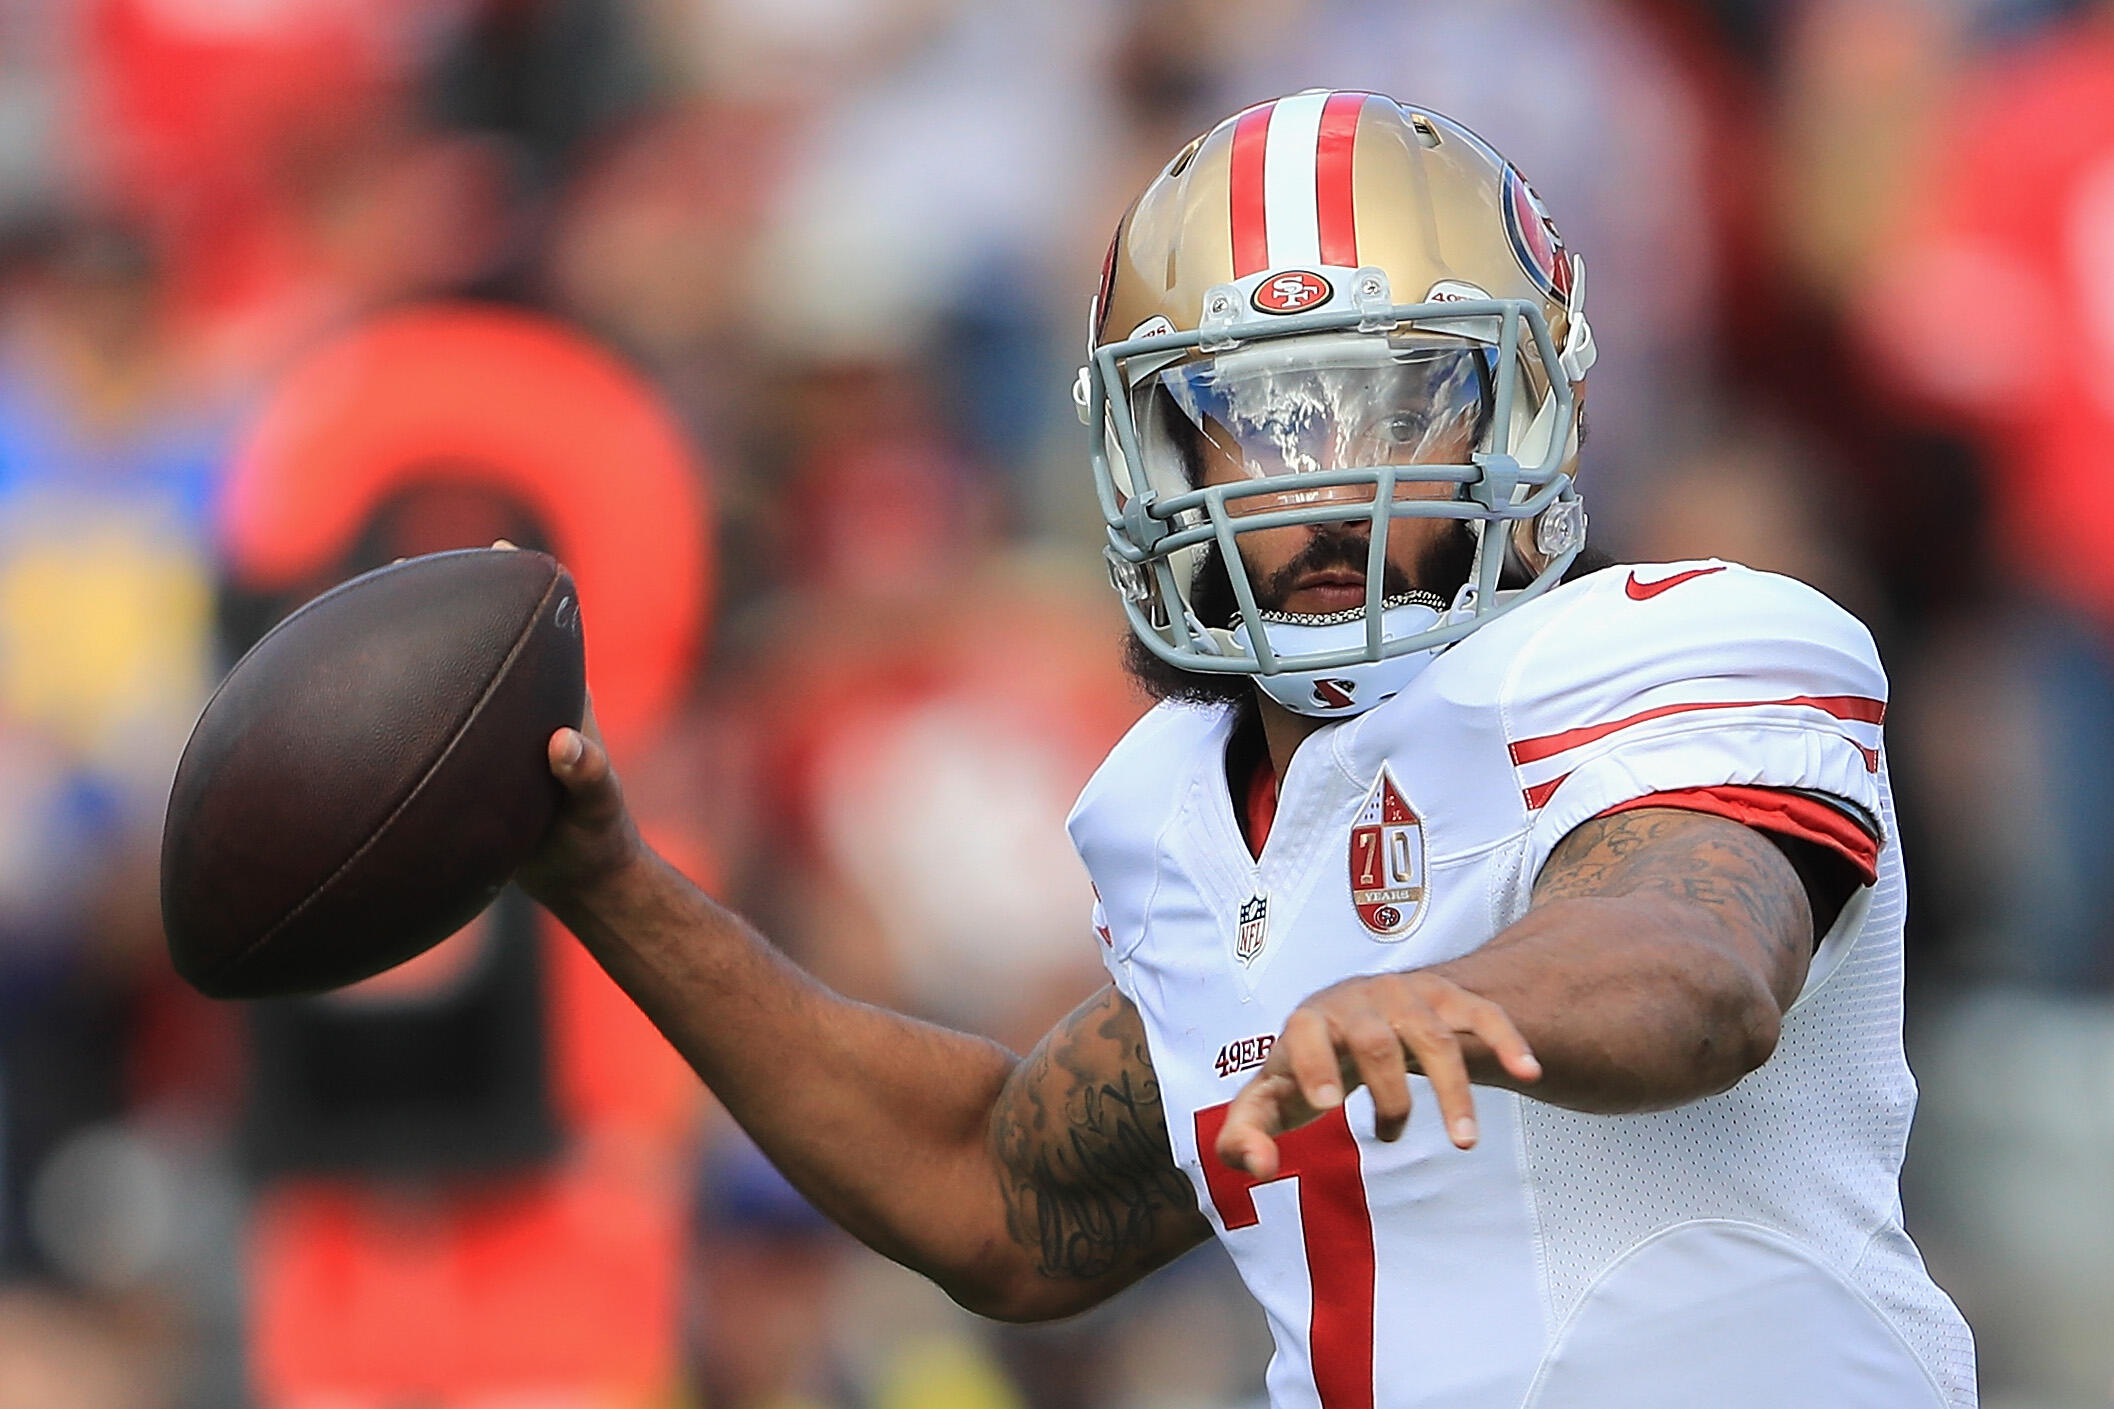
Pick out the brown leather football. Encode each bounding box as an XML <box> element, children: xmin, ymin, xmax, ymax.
<box><xmin>161</xmin><ymin>548</ymin><xmax>586</xmax><ymax>999</ymax></box>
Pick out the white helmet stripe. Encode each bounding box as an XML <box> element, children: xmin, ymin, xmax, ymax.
<box><xmin>1262</xmin><ymin>90</ymin><xmax>1328</xmax><ymax>268</ymax></box>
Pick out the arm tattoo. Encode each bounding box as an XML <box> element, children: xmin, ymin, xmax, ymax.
<box><xmin>1533</xmin><ymin>809</ymin><xmax>1813</xmax><ymax>975</ymax></box>
<box><xmin>990</xmin><ymin>985</ymin><xmax>1208</xmax><ymax>1283</ymax></box>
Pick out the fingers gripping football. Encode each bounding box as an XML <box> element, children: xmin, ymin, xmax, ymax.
<box><xmin>515</xmin><ymin>696</ymin><xmax>642</xmax><ymax>902</ymax></box>
<box><xmin>1215</xmin><ymin>972</ymin><xmax>1542</xmax><ymax>1179</ymax></box>
<box><xmin>486</xmin><ymin>535</ymin><xmax>638</xmax><ymax>896</ymax></box>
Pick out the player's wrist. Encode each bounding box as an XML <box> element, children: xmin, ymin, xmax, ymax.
<box><xmin>517</xmin><ymin>811</ymin><xmax>647</xmax><ymax>912</ymax></box>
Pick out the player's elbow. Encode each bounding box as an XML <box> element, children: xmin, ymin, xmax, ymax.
<box><xmin>1611</xmin><ymin>960</ymin><xmax>1784</xmax><ymax>1111</ymax></box>
<box><xmin>939</xmin><ymin>1267</ymin><xmax>1106</xmax><ymax>1325</ymax></box>
<box><xmin>923</xmin><ymin>1234</ymin><xmax>1111</xmax><ymax>1324</ymax></box>
<box><xmin>1693</xmin><ymin>965</ymin><xmax>1783</xmax><ymax>1096</ymax></box>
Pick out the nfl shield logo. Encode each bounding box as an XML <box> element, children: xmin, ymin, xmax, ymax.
<box><xmin>1349</xmin><ymin>765</ymin><xmax>1427</xmax><ymax>939</ymax></box>
<box><xmin>1236</xmin><ymin>894</ymin><xmax>1270</xmax><ymax>965</ymax></box>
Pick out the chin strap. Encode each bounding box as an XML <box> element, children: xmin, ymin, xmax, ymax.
<box><xmin>1230</xmin><ymin>596</ymin><xmax>1450</xmax><ymax>718</ymax></box>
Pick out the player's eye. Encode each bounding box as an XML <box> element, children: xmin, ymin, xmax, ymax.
<box><xmin>1380</xmin><ymin>412</ymin><xmax>1425</xmax><ymax>444</ymax></box>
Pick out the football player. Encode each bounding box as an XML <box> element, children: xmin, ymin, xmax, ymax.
<box><xmin>522</xmin><ymin>93</ymin><xmax>1975</xmax><ymax>1407</ymax></box>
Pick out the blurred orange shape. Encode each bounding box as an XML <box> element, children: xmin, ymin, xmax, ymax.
<box><xmin>220</xmin><ymin>303</ymin><xmax>714</xmax><ymax>755</ymax></box>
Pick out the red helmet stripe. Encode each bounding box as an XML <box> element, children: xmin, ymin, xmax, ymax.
<box><xmin>1229</xmin><ymin>102</ymin><xmax>1275</xmax><ymax>278</ymax></box>
<box><xmin>1316</xmin><ymin>92</ymin><xmax>1363</xmax><ymax>267</ymax></box>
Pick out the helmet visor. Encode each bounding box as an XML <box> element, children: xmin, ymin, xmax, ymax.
<box><xmin>1133</xmin><ymin>335</ymin><xmax>1493</xmax><ymax>514</ymax></box>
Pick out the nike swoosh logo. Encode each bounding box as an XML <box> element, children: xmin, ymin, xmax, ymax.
<box><xmin>1626</xmin><ymin>565</ymin><xmax>1726</xmax><ymax>600</ymax></box>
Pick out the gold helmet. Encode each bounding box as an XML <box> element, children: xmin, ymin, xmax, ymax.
<box><xmin>1079</xmin><ymin>90</ymin><xmax>1595</xmax><ymax>717</ymax></box>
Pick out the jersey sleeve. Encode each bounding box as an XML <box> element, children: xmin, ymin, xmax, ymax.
<box><xmin>1505</xmin><ymin>563</ymin><xmax>1888</xmax><ymax>884</ymax></box>
<box><xmin>1069</xmin><ymin>701</ymin><xmax>1221</xmax><ymax>1005</ymax></box>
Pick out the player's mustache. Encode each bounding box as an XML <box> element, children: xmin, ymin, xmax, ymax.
<box><xmin>1257</xmin><ymin>528</ymin><xmax>1414</xmax><ymax>610</ymax></box>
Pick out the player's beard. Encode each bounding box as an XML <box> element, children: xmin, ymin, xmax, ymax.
<box><xmin>1121</xmin><ymin>518</ymin><xmax>1479</xmax><ymax>708</ymax></box>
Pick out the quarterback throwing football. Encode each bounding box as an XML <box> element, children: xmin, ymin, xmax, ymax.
<box><xmin>522</xmin><ymin>94</ymin><xmax>1975</xmax><ymax>1408</ymax></box>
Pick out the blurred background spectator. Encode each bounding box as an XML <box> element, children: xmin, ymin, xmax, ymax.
<box><xmin>3</xmin><ymin>0</ymin><xmax>2112</xmax><ymax>1404</ymax></box>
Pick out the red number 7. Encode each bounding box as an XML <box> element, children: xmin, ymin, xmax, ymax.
<box><xmin>1194</xmin><ymin>1102</ymin><xmax>1376</xmax><ymax>1409</ymax></box>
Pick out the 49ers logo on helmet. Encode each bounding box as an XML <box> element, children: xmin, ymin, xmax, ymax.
<box><xmin>1252</xmin><ymin>270</ymin><xmax>1333</xmax><ymax>314</ymax></box>
<box><xmin>1502</xmin><ymin>166</ymin><xmax>1572</xmax><ymax>302</ymax></box>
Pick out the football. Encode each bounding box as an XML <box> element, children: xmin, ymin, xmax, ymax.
<box><xmin>161</xmin><ymin>548</ymin><xmax>586</xmax><ymax>1000</ymax></box>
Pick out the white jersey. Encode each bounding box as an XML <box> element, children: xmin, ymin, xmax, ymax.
<box><xmin>1069</xmin><ymin>562</ymin><xmax>1975</xmax><ymax>1409</ymax></box>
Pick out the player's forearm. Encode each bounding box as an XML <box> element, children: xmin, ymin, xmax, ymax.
<box><xmin>540</xmin><ymin>844</ymin><xmax>1028</xmax><ymax>1291</ymax></box>
<box><xmin>1430</xmin><ymin>894</ymin><xmax>1785</xmax><ymax>1113</ymax></box>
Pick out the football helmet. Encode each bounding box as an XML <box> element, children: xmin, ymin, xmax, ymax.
<box><xmin>1080</xmin><ymin>91</ymin><xmax>1595</xmax><ymax>717</ymax></box>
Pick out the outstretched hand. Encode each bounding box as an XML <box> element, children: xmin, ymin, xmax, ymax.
<box><xmin>1215</xmin><ymin>971</ymin><xmax>1542</xmax><ymax>1180</ymax></box>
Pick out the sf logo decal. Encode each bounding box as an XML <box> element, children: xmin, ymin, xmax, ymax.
<box><xmin>1252</xmin><ymin>270</ymin><xmax>1333</xmax><ymax>314</ymax></box>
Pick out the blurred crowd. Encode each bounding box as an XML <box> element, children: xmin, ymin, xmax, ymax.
<box><xmin>3</xmin><ymin>0</ymin><xmax>2114</xmax><ymax>1405</ymax></box>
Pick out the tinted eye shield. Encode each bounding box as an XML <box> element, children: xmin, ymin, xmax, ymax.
<box><xmin>1146</xmin><ymin>336</ymin><xmax>1494</xmax><ymax>496</ymax></box>
<box><xmin>1090</xmin><ymin>297</ymin><xmax>1572</xmax><ymax>525</ymax></box>
<box><xmin>1088</xmin><ymin>296</ymin><xmax>1581</xmax><ymax>675</ymax></box>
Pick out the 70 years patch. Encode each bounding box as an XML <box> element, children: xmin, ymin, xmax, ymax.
<box><xmin>1350</xmin><ymin>764</ymin><xmax>1427</xmax><ymax>939</ymax></box>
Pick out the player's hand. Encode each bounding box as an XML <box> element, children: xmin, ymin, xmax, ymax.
<box><xmin>1215</xmin><ymin>971</ymin><xmax>1542</xmax><ymax>1179</ymax></box>
<box><xmin>516</xmin><ymin>693</ymin><xmax>643</xmax><ymax>904</ymax></box>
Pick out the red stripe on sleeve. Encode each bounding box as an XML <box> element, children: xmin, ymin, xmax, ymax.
<box><xmin>1229</xmin><ymin>103</ymin><xmax>1275</xmax><ymax>278</ymax></box>
<box><xmin>1523</xmin><ymin>774</ymin><xmax>1568</xmax><ymax>811</ymax></box>
<box><xmin>1508</xmin><ymin>694</ymin><xmax>1887</xmax><ymax>767</ymax></box>
<box><xmin>1600</xmin><ymin>785</ymin><xmax>1880</xmax><ymax>885</ymax></box>
<box><xmin>1315</xmin><ymin>92</ymin><xmax>1363</xmax><ymax>266</ymax></box>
